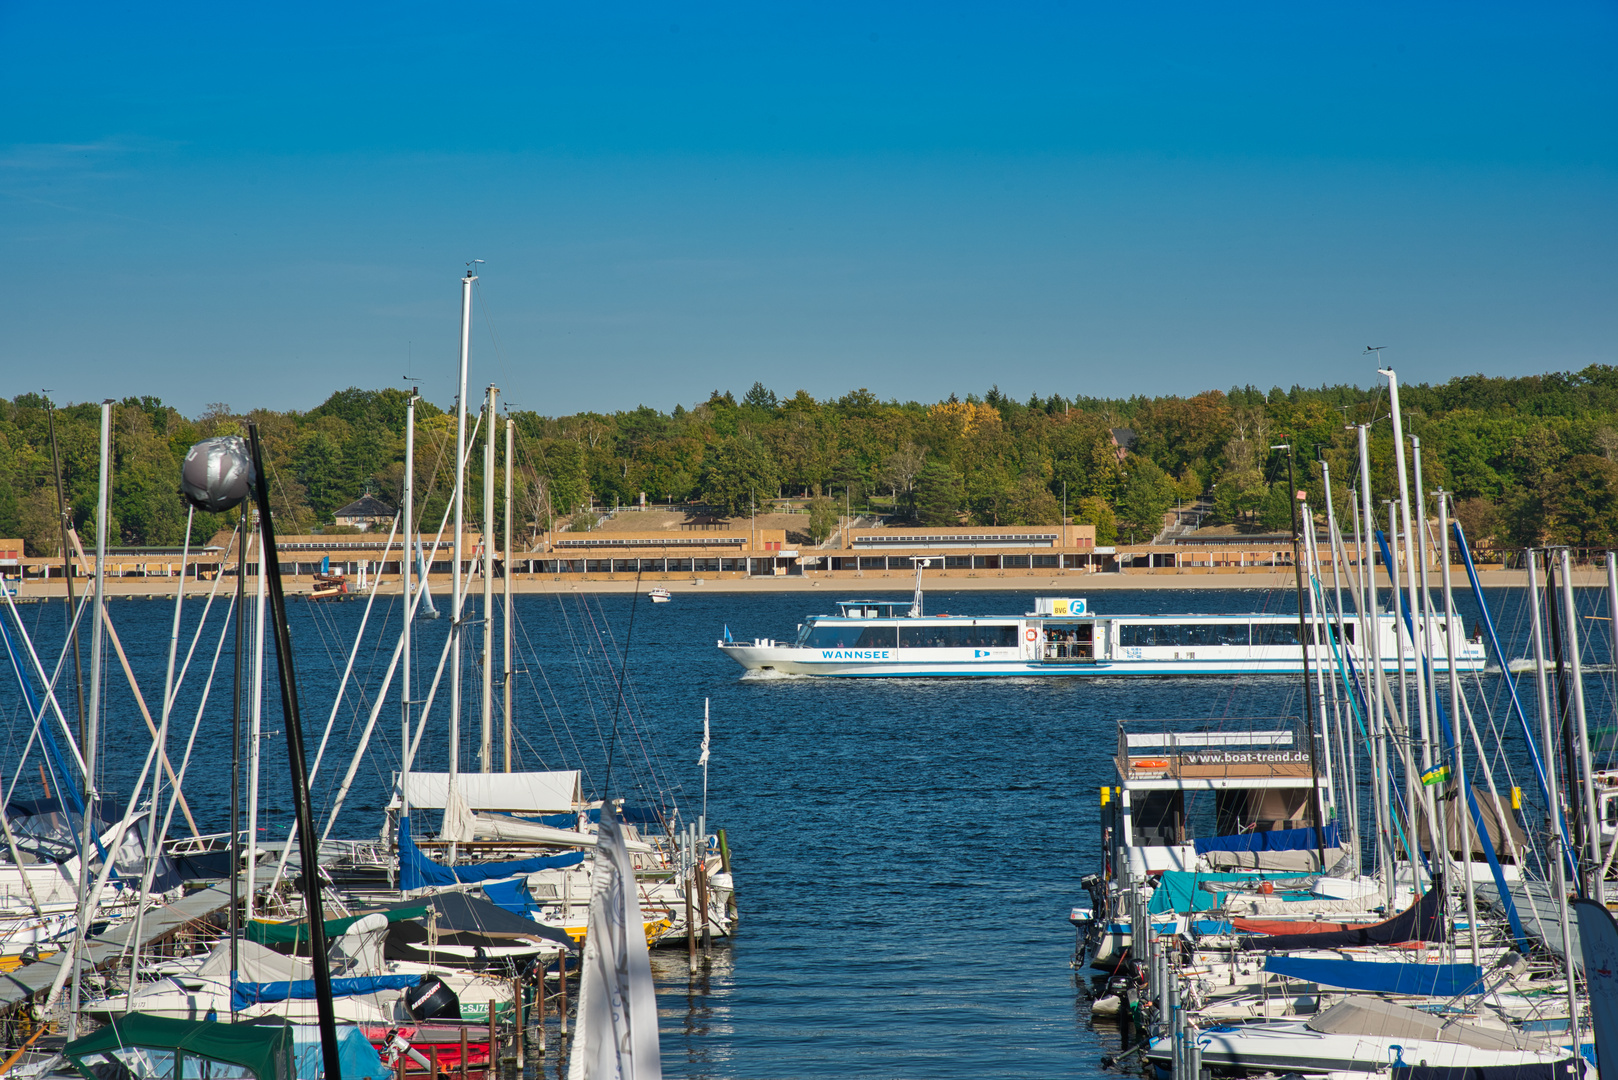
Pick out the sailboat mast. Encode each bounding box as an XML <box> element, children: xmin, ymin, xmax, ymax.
<box><xmin>482</xmin><ymin>384</ymin><xmax>497</xmax><ymax>772</ymax></box>
<box><xmin>503</xmin><ymin>417</ymin><xmax>513</xmax><ymax>772</ymax></box>
<box><xmin>1356</xmin><ymin>423</ymin><xmax>1394</xmax><ymax>906</ymax></box>
<box><xmin>245</xmin><ymin>530</ymin><xmax>266</xmax><ymax>915</ymax></box>
<box><xmin>402</xmin><ymin>393</ymin><xmax>416</xmax><ymax>830</ymax></box>
<box><xmin>1437</xmin><ymin>492</ymin><xmax>1481</xmax><ymax>960</ymax></box>
<box><xmin>450</xmin><ymin>269</ymin><xmax>474</xmax><ymax>846</ymax></box>
<box><xmin>68</xmin><ymin>399</ymin><xmax>112</xmax><ymax>1039</ymax></box>
<box><xmin>1529</xmin><ymin>552</ymin><xmax>1584</xmax><ymax>1051</ymax></box>
<box><xmin>1560</xmin><ymin>547</ymin><xmax>1603</xmax><ymax>901</ymax></box>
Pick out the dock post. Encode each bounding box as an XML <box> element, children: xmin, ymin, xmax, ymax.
<box><xmin>459</xmin><ymin>1025</ymin><xmax>467</xmax><ymax>1080</ymax></box>
<box><xmin>512</xmin><ymin>976</ymin><xmax>524</xmax><ymax>1071</ymax></box>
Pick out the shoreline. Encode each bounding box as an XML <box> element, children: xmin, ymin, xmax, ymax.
<box><xmin>4</xmin><ymin>568</ymin><xmax>1596</xmax><ymax>599</ymax></box>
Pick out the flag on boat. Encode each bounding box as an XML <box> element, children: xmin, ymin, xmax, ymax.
<box><xmin>1421</xmin><ymin>763</ymin><xmax>1453</xmax><ymax>787</ymax></box>
<box><xmin>699</xmin><ymin>710</ymin><xmax>710</xmax><ymax>767</ymax></box>
<box><xmin>568</xmin><ymin>800</ymin><xmax>662</xmax><ymax>1080</ymax></box>
<box><xmin>722</xmin><ymin>624</ymin><xmax>733</xmax><ymax>643</ymax></box>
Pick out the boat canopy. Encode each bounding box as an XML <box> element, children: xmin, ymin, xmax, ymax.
<box><xmin>1193</xmin><ymin>823</ymin><xmax>1340</xmax><ymax>855</ymax></box>
<box><xmin>391</xmin><ymin>770</ymin><xmax>581</xmax><ymax>813</ymax></box>
<box><xmin>1264</xmin><ymin>956</ymin><xmax>1484</xmax><ymax>997</ymax></box>
<box><xmin>65</xmin><ymin>1013</ymin><xmax>293</xmax><ymax>1080</ymax></box>
<box><xmin>833</xmin><ymin>600</ymin><xmax>913</xmax><ymax>618</ymax></box>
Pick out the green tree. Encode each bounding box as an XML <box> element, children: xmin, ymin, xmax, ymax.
<box><xmin>1115</xmin><ymin>459</ymin><xmax>1176</xmax><ymax>542</ymax></box>
<box><xmin>1259</xmin><ymin>482</ymin><xmax>1295</xmax><ymax>532</ymax></box>
<box><xmin>1075</xmin><ymin>496</ymin><xmax>1118</xmax><ymax>546</ymax></box>
<box><xmin>1543</xmin><ymin>455</ymin><xmax>1618</xmax><ymax>549</ymax></box>
<box><xmin>698</xmin><ymin>434</ymin><xmax>779</xmax><ymax>516</ymax></box>
<box><xmin>806</xmin><ymin>495</ymin><xmax>838</xmax><ymax>544</ymax></box>
<box><xmin>914</xmin><ymin>461</ymin><xmax>964</xmax><ymax>526</ymax></box>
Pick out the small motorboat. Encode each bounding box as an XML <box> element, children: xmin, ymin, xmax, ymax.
<box><xmin>648</xmin><ymin>588</ymin><xmax>671</xmax><ymax>603</ymax></box>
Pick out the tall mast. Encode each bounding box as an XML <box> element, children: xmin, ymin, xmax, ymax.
<box><xmin>1560</xmin><ymin>547</ymin><xmax>1602</xmax><ymax>900</ymax></box>
<box><xmin>1437</xmin><ymin>491</ymin><xmax>1481</xmax><ymax>960</ymax></box>
<box><xmin>85</xmin><ymin>400</ymin><xmax>111</xmax><ymax>806</ymax></box>
<box><xmin>68</xmin><ymin>399</ymin><xmax>112</xmax><ymax>1039</ymax></box>
<box><xmin>1382</xmin><ymin>371</ymin><xmax>1436</xmax><ymax>815</ymax></box>
<box><xmin>1529</xmin><ymin>552</ymin><xmax>1583</xmax><ymax>1049</ymax></box>
<box><xmin>1277</xmin><ymin>444</ymin><xmax>1326</xmax><ymax>871</ymax></box>
<box><xmin>482</xmin><ymin>384</ymin><xmax>498</xmax><ymax>772</ymax></box>
<box><xmin>1357</xmin><ymin>425</ymin><xmax>1393</xmax><ymax>905</ymax></box>
<box><xmin>450</xmin><ymin>269</ymin><xmax>474</xmax><ymax>845</ymax></box>
<box><xmin>503</xmin><ymin>417</ymin><xmax>514</xmax><ymax>772</ymax></box>
<box><xmin>45</xmin><ymin>403</ymin><xmax>86</xmax><ymax>749</ymax></box>
<box><xmin>245</xmin><ymin>530</ymin><xmax>266</xmax><ymax>915</ymax></box>
<box><xmin>402</xmin><ymin>392</ymin><xmax>416</xmax><ymax>833</ymax></box>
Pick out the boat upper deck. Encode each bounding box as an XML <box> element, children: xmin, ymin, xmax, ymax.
<box><xmin>1115</xmin><ymin>718</ymin><xmax>1323</xmax><ymax>791</ymax></box>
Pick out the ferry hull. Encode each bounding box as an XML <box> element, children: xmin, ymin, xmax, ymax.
<box><xmin>721</xmin><ymin>644</ymin><xmax>1483</xmax><ymax>678</ymax></box>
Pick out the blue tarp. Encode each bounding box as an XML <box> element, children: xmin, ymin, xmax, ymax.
<box><xmin>1147</xmin><ymin>871</ymin><xmax>1315</xmax><ymax>914</ymax></box>
<box><xmin>1264</xmin><ymin>955</ymin><xmax>1484</xmax><ymax>996</ymax></box>
<box><xmin>1193</xmin><ymin>823</ymin><xmax>1341</xmax><ymax>855</ymax></box>
<box><xmin>398</xmin><ymin>817</ymin><xmax>586</xmax><ymax>890</ymax></box>
<box><xmin>287</xmin><ymin>1025</ymin><xmax>390</xmax><ymax>1080</ymax></box>
<box><xmin>482</xmin><ymin>878</ymin><xmax>536</xmax><ymax>918</ymax></box>
<box><xmin>231</xmin><ymin>974</ymin><xmax>422</xmax><ymax>1013</ymax></box>
<box><xmin>517</xmin><ymin>806</ymin><xmax>663</xmax><ymax>828</ymax></box>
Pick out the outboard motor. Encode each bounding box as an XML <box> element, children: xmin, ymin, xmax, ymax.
<box><xmin>405</xmin><ymin>976</ymin><xmax>462</xmax><ymax>1021</ymax></box>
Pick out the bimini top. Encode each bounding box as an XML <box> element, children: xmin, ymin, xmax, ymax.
<box><xmin>66</xmin><ymin>1014</ymin><xmax>293</xmax><ymax>1080</ymax></box>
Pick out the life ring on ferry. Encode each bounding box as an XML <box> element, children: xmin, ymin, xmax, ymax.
<box><xmin>1025</xmin><ymin>628</ymin><xmax>1038</xmax><ymax>642</ymax></box>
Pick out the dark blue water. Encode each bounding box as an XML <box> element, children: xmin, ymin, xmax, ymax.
<box><xmin>4</xmin><ymin>583</ymin><xmax>1617</xmax><ymax>1078</ymax></box>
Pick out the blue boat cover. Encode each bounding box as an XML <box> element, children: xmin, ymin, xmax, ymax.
<box><xmin>516</xmin><ymin>807</ymin><xmax>663</xmax><ymax>828</ymax></box>
<box><xmin>398</xmin><ymin>817</ymin><xmax>586</xmax><ymax>889</ymax></box>
<box><xmin>1147</xmin><ymin>871</ymin><xmax>1315</xmax><ymax>914</ymax></box>
<box><xmin>1193</xmin><ymin>823</ymin><xmax>1341</xmax><ymax>854</ymax></box>
<box><xmin>287</xmin><ymin>1026</ymin><xmax>390</xmax><ymax>1080</ymax></box>
<box><xmin>1264</xmin><ymin>956</ymin><xmax>1483</xmax><ymax>996</ymax></box>
<box><xmin>231</xmin><ymin>974</ymin><xmax>422</xmax><ymax>1012</ymax></box>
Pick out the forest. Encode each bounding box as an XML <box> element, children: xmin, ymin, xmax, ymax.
<box><xmin>4</xmin><ymin>366</ymin><xmax>1618</xmax><ymax>557</ymax></box>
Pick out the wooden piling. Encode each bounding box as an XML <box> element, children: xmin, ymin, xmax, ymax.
<box><xmin>459</xmin><ymin>1026</ymin><xmax>468</xmax><ymax>1080</ymax></box>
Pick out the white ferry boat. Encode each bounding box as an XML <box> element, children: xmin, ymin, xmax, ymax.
<box><xmin>717</xmin><ymin>590</ymin><xmax>1485</xmax><ymax>678</ymax></box>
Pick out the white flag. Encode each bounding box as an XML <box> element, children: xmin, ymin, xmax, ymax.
<box><xmin>568</xmin><ymin>801</ymin><xmax>662</xmax><ymax>1080</ymax></box>
<box><xmin>698</xmin><ymin>711</ymin><xmax>710</xmax><ymax>767</ymax></box>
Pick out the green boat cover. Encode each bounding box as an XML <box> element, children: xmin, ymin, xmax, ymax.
<box><xmin>246</xmin><ymin>904</ymin><xmax>429</xmax><ymax>945</ymax></box>
<box><xmin>65</xmin><ymin>1013</ymin><xmax>292</xmax><ymax>1080</ymax></box>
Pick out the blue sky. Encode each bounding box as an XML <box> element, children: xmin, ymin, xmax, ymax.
<box><xmin>2</xmin><ymin>2</ymin><xmax>1614</xmax><ymax>416</ymax></box>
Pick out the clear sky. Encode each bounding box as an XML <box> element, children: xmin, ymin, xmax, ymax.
<box><xmin>2</xmin><ymin>2</ymin><xmax>1614</xmax><ymax>417</ymax></box>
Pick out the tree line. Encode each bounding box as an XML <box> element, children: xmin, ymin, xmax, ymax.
<box><xmin>4</xmin><ymin>366</ymin><xmax>1618</xmax><ymax>556</ymax></box>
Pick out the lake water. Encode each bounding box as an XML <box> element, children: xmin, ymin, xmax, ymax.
<box><xmin>4</xmin><ymin>582</ymin><xmax>1615</xmax><ymax>1078</ymax></box>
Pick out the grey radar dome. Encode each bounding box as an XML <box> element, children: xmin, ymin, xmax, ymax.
<box><xmin>180</xmin><ymin>436</ymin><xmax>255</xmax><ymax>512</ymax></box>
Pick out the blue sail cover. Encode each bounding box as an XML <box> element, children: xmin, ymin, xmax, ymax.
<box><xmin>231</xmin><ymin>974</ymin><xmax>422</xmax><ymax>1012</ymax></box>
<box><xmin>1193</xmin><ymin>823</ymin><xmax>1341</xmax><ymax>855</ymax></box>
<box><xmin>1264</xmin><ymin>956</ymin><xmax>1483</xmax><ymax>996</ymax></box>
<box><xmin>288</xmin><ymin>1026</ymin><xmax>389</xmax><ymax>1080</ymax></box>
<box><xmin>517</xmin><ymin>807</ymin><xmax>663</xmax><ymax>828</ymax></box>
<box><xmin>399</xmin><ymin>817</ymin><xmax>586</xmax><ymax>890</ymax></box>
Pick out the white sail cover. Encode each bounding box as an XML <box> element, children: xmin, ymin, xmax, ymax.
<box><xmin>391</xmin><ymin>771</ymin><xmax>581</xmax><ymax>813</ymax></box>
<box><xmin>1575</xmin><ymin>898</ymin><xmax>1618</xmax><ymax>1071</ymax></box>
<box><xmin>567</xmin><ymin>802</ymin><xmax>662</xmax><ymax>1080</ymax></box>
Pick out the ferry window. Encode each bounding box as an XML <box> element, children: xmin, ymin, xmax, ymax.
<box><xmin>1253</xmin><ymin>623</ymin><xmax>1301</xmax><ymax>646</ymax></box>
<box><xmin>898</xmin><ymin>624</ymin><xmax>1016</xmax><ymax>648</ymax></box>
<box><xmin>803</xmin><ymin>624</ymin><xmax>897</xmax><ymax>648</ymax></box>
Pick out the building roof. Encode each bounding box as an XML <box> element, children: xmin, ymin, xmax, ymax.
<box><xmin>333</xmin><ymin>494</ymin><xmax>395</xmax><ymax>519</ymax></box>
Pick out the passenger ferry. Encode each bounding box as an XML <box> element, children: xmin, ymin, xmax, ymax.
<box><xmin>716</xmin><ymin>592</ymin><xmax>1486</xmax><ymax>678</ymax></box>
